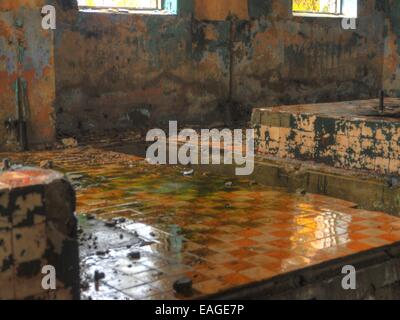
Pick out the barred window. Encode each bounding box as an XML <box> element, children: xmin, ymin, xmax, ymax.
<box><xmin>77</xmin><ymin>0</ymin><xmax>177</xmax><ymax>14</ymax></box>
<box><xmin>293</xmin><ymin>0</ymin><xmax>357</xmax><ymax>17</ymax></box>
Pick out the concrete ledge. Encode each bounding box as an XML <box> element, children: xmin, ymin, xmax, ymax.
<box><xmin>197</xmin><ymin>155</ymin><xmax>400</xmax><ymax>216</ymax></box>
<box><xmin>205</xmin><ymin>242</ymin><xmax>400</xmax><ymax>300</ymax></box>
<box><xmin>251</xmin><ymin>99</ymin><xmax>400</xmax><ymax>176</ymax></box>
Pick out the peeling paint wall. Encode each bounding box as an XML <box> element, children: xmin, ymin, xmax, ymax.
<box><xmin>194</xmin><ymin>0</ymin><xmax>249</xmax><ymax>20</ymax></box>
<box><xmin>55</xmin><ymin>0</ymin><xmax>197</xmax><ymax>135</ymax></box>
<box><xmin>54</xmin><ymin>0</ymin><xmax>387</xmax><ymax>136</ymax></box>
<box><xmin>0</xmin><ymin>1</ymin><xmax>387</xmax><ymax>141</ymax></box>
<box><xmin>252</xmin><ymin>100</ymin><xmax>400</xmax><ymax>175</ymax></box>
<box><xmin>383</xmin><ymin>0</ymin><xmax>400</xmax><ymax>96</ymax></box>
<box><xmin>226</xmin><ymin>0</ymin><xmax>385</xmax><ymax>108</ymax></box>
<box><xmin>0</xmin><ymin>0</ymin><xmax>56</xmax><ymax>151</ymax></box>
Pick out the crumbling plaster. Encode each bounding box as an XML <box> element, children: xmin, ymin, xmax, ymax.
<box><xmin>383</xmin><ymin>0</ymin><xmax>400</xmax><ymax>96</ymax></box>
<box><xmin>55</xmin><ymin>0</ymin><xmax>387</xmax><ymax>137</ymax></box>
<box><xmin>0</xmin><ymin>0</ymin><xmax>56</xmax><ymax>151</ymax></box>
<box><xmin>0</xmin><ymin>1</ymin><xmax>393</xmax><ymax>147</ymax></box>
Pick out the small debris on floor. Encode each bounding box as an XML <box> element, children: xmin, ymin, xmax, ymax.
<box><xmin>127</xmin><ymin>251</ymin><xmax>141</xmax><ymax>260</ymax></box>
<box><xmin>104</xmin><ymin>220</ymin><xmax>117</xmax><ymax>227</ymax></box>
<box><xmin>86</xmin><ymin>214</ymin><xmax>96</xmax><ymax>220</ymax></box>
<box><xmin>62</xmin><ymin>137</ymin><xmax>78</xmax><ymax>148</ymax></box>
<box><xmin>183</xmin><ymin>169</ymin><xmax>194</xmax><ymax>176</ymax></box>
<box><xmin>296</xmin><ymin>188</ymin><xmax>307</xmax><ymax>196</ymax></box>
<box><xmin>66</xmin><ymin>173</ymin><xmax>84</xmax><ymax>182</ymax></box>
<box><xmin>39</xmin><ymin>160</ymin><xmax>53</xmax><ymax>169</ymax></box>
<box><xmin>388</xmin><ymin>176</ymin><xmax>400</xmax><ymax>188</ymax></box>
<box><xmin>66</xmin><ymin>173</ymin><xmax>85</xmax><ymax>189</ymax></box>
<box><xmin>94</xmin><ymin>270</ymin><xmax>105</xmax><ymax>282</ymax></box>
<box><xmin>96</xmin><ymin>250</ymin><xmax>109</xmax><ymax>256</ymax></box>
<box><xmin>1</xmin><ymin>159</ymin><xmax>10</xmax><ymax>171</ymax></box>
<box><xmin>112</xmin><ymin>217</ymin><xmax>126</xmax><ymax>224</ymax></box>
<box><xmin>225</xmin><ymin>181</ymin><xmax>233</xmax><ymax>188</ymax></box>
<box><xmin>173</xmin><ymin>277</ymin><xmax>193</xmax><ymax>296</ymax></box>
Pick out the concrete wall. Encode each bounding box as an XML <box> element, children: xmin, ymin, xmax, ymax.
<box><xmin>55</xmin><ymin>0</ymin><xmax>387</xmax><ymax>136</ymax></box>
<box><xmin>383</xmin><ymin>0</ymin><xmax>400</xmax><ymax>96</ymax></box>
<box><xmin>227</xmin><ymin>0</ymin><xmax>385</xmax><ymax>108</ymax></box>
<box><xmin>55</xmin><ymin>0</ymin><xmax>196</xmax><ymax>135</ymax></box>
<box><xmin>0</xmin><ymin>0</ymin><xmax>56</xmax><ymax>151</ymax></box>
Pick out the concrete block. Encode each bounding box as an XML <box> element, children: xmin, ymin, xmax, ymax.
<box><xmin>388</xmin><ymin>158</ymin><xmax>400</xmax><ymax>174</ymax></box>
<box><xmin>0</xmin><ymin>190</ymin><xmax>11</xmax><ymax>230</ymax></box>
<box><xmin>375</xmin><ymin>157</ymin><xmax>390</xmax><ymax>174</ymax></box>
<box><xmin>14</xmin><ymin>259</ymin><xmax>47</xmax><ymax>299</ymax></box>
<box><xmin>267</xmin><ymin>126</ymin><xmax>280</xmax><ymax>142</ymax></box>
<box><xmin>13</xmin><ymin>223</ymin><xmax>47</xmax><ymax>264</ymax></box>
<box><xmin>12</xmin><ymin>190</ymin><xmax>45</xmax><ymax>227</ymax></box>
<box><xmin>0</xmin><ymin>229</ymin><xmax>14</xmax><ymax>299</ymax></box>
<box><xmin>0</xmin><ymin>168</ymin><xmax>79</xmax><ymax>300</ymax></box>
<box><xmin>251</xmin><ymin>101</ymin><xmax>400</xmax><ymax>177</ymax></box>
<box><xmin>0</xmin><ymin>268</ymin><xmax>14</xmax><ymax>299</ymax></box>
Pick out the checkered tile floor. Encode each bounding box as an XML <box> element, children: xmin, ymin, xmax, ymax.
<box><xmin>5</xmin><ymin>146</ymin><xmax>400</xmax><ymax>300</ymax></box>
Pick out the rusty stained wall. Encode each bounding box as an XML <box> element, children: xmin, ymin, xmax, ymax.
<box><xmin>383</xmin><ymin>0</ymin><xmax>400</xmax><ymax>96</ymax></box>
<box><xmin>228</xmin><ymin>0</ymin><xmax>385</xmax><ymax>108</ymax></box>
<box><xmin>194</xmin><ymin>0</ymin><xmax>249</xmax><ymax>20</ymax></box>
<box><xmin>55</xmin><ymin>0</ymin><xmax>386</xmax><ymax>136</ymax></box>
<box><xmin>0</xmin><ymin>0</ymin><xmax>56</xmax><ymax>151</ymax></box>
<box><xmin>55</xmin><ymin>1</ymin><xmax>197</xmax><ymax>136</ymax></box>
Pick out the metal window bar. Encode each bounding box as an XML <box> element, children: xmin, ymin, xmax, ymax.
<box><xmin>335</xmin><ymin>0</ymin><xmax>343</xmax><ymax>15</ymax></box>
<box><xmin>293</xmin><ymin>0</ymin><xmax>343</xmax><ymax>15</ymax></box>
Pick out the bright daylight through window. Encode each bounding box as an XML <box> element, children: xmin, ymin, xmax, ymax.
<box><xmin>293</xmin><ymin>0</ymin><xmax>357</xmax><ymax>17</ymax></box>
<box><xmin>77</xmin><ymin>0</ymin><xmax>177</xmax><ymax>14</ymax></box>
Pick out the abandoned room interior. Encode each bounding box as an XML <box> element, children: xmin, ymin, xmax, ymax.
<box><xmin>1</xmin><ymin>0</ymin><xmax>400</xmax><ymax>302</ymax></box>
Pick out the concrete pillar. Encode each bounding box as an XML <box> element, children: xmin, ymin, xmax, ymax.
<box><xmin>0</xmin><ymin>167</ymin><xmax>79</xmax><ymax>300</ymax></box>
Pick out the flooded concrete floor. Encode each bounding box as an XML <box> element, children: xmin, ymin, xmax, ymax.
<box><xmin>3</xmin><ymin>144</ymin><xmax>400</xmax><ymax>300</ymax></box>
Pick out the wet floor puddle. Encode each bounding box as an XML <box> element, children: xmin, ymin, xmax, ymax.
<box><xmin>3</xmin><ymin>146</ymin><xmax>400</xmax><ymax>300</ymax></box>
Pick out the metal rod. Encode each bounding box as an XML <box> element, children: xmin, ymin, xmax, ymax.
<box><xmin>379</xmin><ymin>90</ymin><xmax>385</xmax><ymax>113</ymax></box>
<box><xmin>15</xmin><ymin>77</ymin><xmax>28</xmax><ymax>151</ymax></box>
